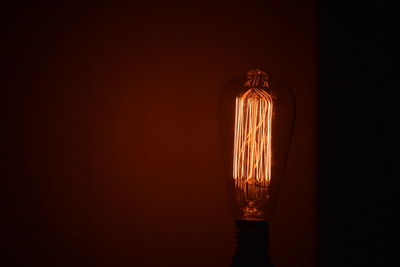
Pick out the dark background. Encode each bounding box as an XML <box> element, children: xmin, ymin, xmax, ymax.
<box><xmin>1</xmin><ymin>1</ymin><xmax>389</xmax><ymax>267</ymax></box>
<box><xmin>319</xmin><ymin>1</ymin><xmax>393</xmax><ymax>266</ymax></box>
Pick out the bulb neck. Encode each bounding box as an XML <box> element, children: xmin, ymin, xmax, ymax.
<box><xmin>231</xmin><ymin>220</ymin><xmax>274</xmax><ymax>267</ymax></box>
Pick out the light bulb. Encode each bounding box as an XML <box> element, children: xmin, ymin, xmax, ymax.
<box><xmin>220</xmin><ymin>69</ymin><xmax>296</xmax><ymax>221</ymax></box>
<box><xmin>233</xmin><ymin>70</ymin><xmax>274</xmax><ymax>220</ymax></box>
<box><xmin>219</xmin><ymin>68</ymin><xmax>296</xmax><ymax>266</ymax></box>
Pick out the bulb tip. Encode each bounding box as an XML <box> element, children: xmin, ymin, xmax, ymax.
<box><xmin>245</xmin><ymin>69</ymin><xmax>269</xmax><ymax>88</ymax></box>
<box><xmin>246</xmin><ymin>69</ymin><xmax>269</xmax><ymax>80</ymax></box>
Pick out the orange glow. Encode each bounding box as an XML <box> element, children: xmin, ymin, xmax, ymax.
<box><xmin>233</xmin><ymin>87</ymin><xmax>273</xmax><ymax>201</ymax></box>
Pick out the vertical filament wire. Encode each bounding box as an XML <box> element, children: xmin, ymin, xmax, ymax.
<box><xmin>233</xmin><ymin>88</ymin><xmax>273</xmax><ymax>200</ymax></box>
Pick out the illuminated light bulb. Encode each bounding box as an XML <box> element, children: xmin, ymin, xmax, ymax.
<box><xmin>219</xmin><ymin>69</ymin><xmax>296</xmax><ymax>266</ymax></box>
<box><xmin>233</xmin><ymin>71</ymin><xmax>273</xmax><ymax>218</ymax></box>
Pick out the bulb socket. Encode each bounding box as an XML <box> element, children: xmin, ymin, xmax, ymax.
<box><xmin>231</xmin><ymin>220</ymin><xmax>274</xmax><ymax>267</ymax></box>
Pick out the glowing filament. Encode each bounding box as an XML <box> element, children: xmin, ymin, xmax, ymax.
<box><xmin>233</xmin><ymin>88</ymin><xmax>273</xmax><ymax>200</ymax></box>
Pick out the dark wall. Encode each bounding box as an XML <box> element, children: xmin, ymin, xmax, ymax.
<box><xmin>1</xmin><ymin>1</ymin><xmax>317</xmax><ymax>266</ymax></box>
